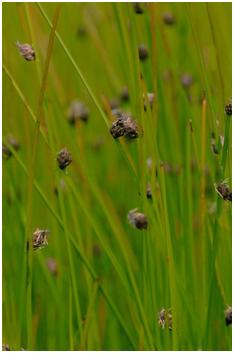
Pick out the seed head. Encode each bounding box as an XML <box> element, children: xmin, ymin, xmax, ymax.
<box><xmin>128</xmin><ymin>208</ymin><xmax>148</xmax><ymax>230</ymax></box>
<box><xmin>138</xmin><ymin>44</ymin><xmax>148</xmax><ymax>61</ymax></box>
<box><xmin>2</xmin><ymin>345</ymin><xmax>11</xmax><ymax>351</ymax></box>
<box><xmin>162</xmin><ymin>12</ymin><xmax>176</xmax><ymax>25</ymax></box>
<box><xmin>225</xmin><ymin>306</ymin><xmax>232</xmax><ymax>326</ymax></box>
<box><xmin>57</xmin><ymin>148</ymin><xmax>72</xmax><ymax>170</ymax></box>
<box><xmin>215</xmin><ymin>181</ymin><xmax>232</xmax><ymax>202</ymax></box>
<box><xmin>110</xmin><ymin>113</ymin><xmax>139</xmax><ymax>140</ymax></box>
<box><xmin>3</xmin><ymin>135</ymin><xmax>20</xmax><ymax>160</ymax></box>
<box><xmin>133</xmin><ymin>3</ymin><xmax>144</xmax><ymax>14</ymax></box>
<box><xmin>120</xmin><ymin>86</ymin><xmax>130</xmax><ymax>102</ymax></box>
<box><xmin>32</xmin><ymin>228</ymin><xmax>49</xmax><ymax>251</ymax></box>
<box><xmin>181</xmin><ymin>73</ymin><xmax>193</xmax><ymax>88</ymax></box>
<box><xmin>46</xmin><ymin>258</ymin><xmax>58</xmax><ymax>276</ymax></box>
<box><xmin>143</xmin><ymin>92</ymin><xmax>155</xmax><ymax>111</ymax></box>
<box><xmin>146</xmin><ymin>185</ymin><xmax>152</xmax><ymax>199</ymax></box>
<box><xmin>67</xmin><ymin>100</ymin><xmax>89</xmax><ymax>125</ymax></box>
<box><xmin>158</xmin><ymin>308</ymin><xmax>172</xmax><ymax>331</ymax></box>
<box><xmin>225</xmin><ymin>100</ymin><xmax>232</xmax><ymax>116</ymax></box>
<box><xmin>16</xmin><ymin>41</ymin><xmax>35</xmax><ymax>61</ymax></box>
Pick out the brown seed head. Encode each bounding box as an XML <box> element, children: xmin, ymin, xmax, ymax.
<box><xmin>120</xmin><ymin>86</ymin><xmax>130</xmax><ymax>102</ymax></box>
<box><xmin>162</xmin><ymin>12</ymin><xmax>176</xmax><ymax>25</ymax></box>
<box><xmin>225</xmin><ymin>306</ymin><xmax>232</xmax><ymax>326</ymax></box>
<box><xmin>138</xmin><ymin>44</ymin><xmax>148</xmax><ymax>61</ymax></box>
<box><xmin>57</xmin><ymin>148</ymin><xmax>72</xmax><ymax>170</ymax></box>
<box><xmin>225</xmin><ymin>100</ymin><xmax>232</xmax><ymax>116</ymax></box>
<box><xmin>146</xmin><ymin>185</ymin><xmax>152</xmax><ymax>199</ymax></box>
<box><xmin>2</xmin><ymin>345</ymin><xmax>11</xmax><ymax>351</ymax></box>
<box><xmin>128</xmin><ymin>208</ymin><xmax>148</xmax><ymax>230</ymax></box>
<box><xmin>3</xmin><ymin>135</ymin><xmax>20</xmax><ymax>160</ymax></box>
<box><xmin>32</xmin><ymin>228</ymin><xmax>49</xmax><ymax>251</ymax></box>
<box><xmin>67</xmin><ymin>100</ymin><xmax>89</xmax><ymax>124</ymax></box>
<box><xmin>181</xmin><ymin>73</ymin><xmax>193</xmax><ymax>88</ymax></box>
<box><xmin>46</xmin><ymin>258</ymin><xmax>58</xmax><ymax>276</ymax></box>
<box><xmin>215</xmin><ymin>181</ymin><xmax>232</xmax><ymax>202</ymax></box>
<box><xmin>110</xmin><ymin>114</ymin><xmax>139</xmax><ymax>140</ymax></box>
<box><xmin>133</xmin><ymin>3</ymin><xmax>144</xmax><ymax>14</ymax></box>
<box><xmin>158</xmin><ymin>309</ymin><xmax>166</xmax><ymax>329</ymax></box>
<box><xmin>16</xmin><ymin>41</ymin><xmax>35</xmax><ymax>61</ymax></box>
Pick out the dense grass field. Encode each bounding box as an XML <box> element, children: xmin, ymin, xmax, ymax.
<box><xmin>2</xmin><ymin>2</ymin><xmax>232</xmax><ymax>351</ymax></box>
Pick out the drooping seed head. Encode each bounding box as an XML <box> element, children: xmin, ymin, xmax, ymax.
<box><xmin>225</xmin><ymin>306</ymin><xmax>232</xmax><ymax>326</ymax></box>
<box><xmin>128</xmin><ymin>208</ymin><xmax>148</xmax><ymax>230</ymax></box>
<box><xmin>32</xmin><ymin>228</ymin><xmax>49</xmax><ymax>251</ymax></box>
<box><xmin>225</xmin><ymin>99</ymin><xmax>232</xmax><ymax>116</ymax></box>
<box><xmin>138</xmin><ymin>44</ymin><xmax>149</xmax><ymax>61</ymax></box>
<box><xmin>133</xmin><ymin>2</ymin><xmax>144</xmax><ymax>14</ymax></box>
<box><xmin>16</xmin><ymin>41</ymin><xmax>35</xmax><ymax>61</ymax></box>
<box><xmin>57</xmin><ymin>148</ymin><xmax>72</xmax><ymax>170</ymax></box>
<box><xmin>162</xmin><ymin>12</ymin><xmax>176</xmax><ymax>25</ymax></box>
<box><xmin>67</xmin><ymin>100</ymin><xmax>89</xmax><ymax>125</ymax></box>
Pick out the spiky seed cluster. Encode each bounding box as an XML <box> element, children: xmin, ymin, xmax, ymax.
<box><xmin>225</xmin><ymin>306</ymin><xmax>232</xmax><ymax>326</ymax></box>
<box><xmin>32</xmin><ymin>228</ymin><xmax>49</xmax><ymax>251</ymax></box>
<box><xmin>67</xmin><ymin>100</ymin><xmax>89</xmax><ymax>125</ymax></box>
<box><xmin>133</xmin><ymin>3</ymin><xmax>144</xmax><ymax>14</ymax></box>
<box><xmin>2</xmin><ymin>136</ymin><xmax>20</xmax><ymax>160</ymax></box>
<box><xmin>57</xmin><ymin>148</ymin><xmax>72</xmax><ymax>170</ymax></box>
<box><xmin>163</xmin><ymin>12</ymin><xmax>176</xmax><ymax>25</ymax></box>
<box><xmin>16</xmin><ymin>41</ymin><xmax>35</xmax><ymax>61</ymax></box>
<box><xmin>225</xmin><ymin>100</ymin><xmax>232</xmax><ymax>116</ymax></box>
<box><xmin>158</xmin><ymin>308</ymin><xmax>172</xmax><ymax>331</ymax></box>
<box><xmin>215</xmin><ymin>181</ymin><xmax>232</xmax><ymax>202</ymax></box>
<box><xmin>138</xmin><ymin>44</ymin><xmax>148</xmax><ymax>61</ymax></box>
<box><xmin>128</xmin><ymin>209</ymin><xmax>148</xmax><ymax>230</ymax></box>
<box><xmin>110</xmin><ymin>114</ymin><xmax>139</xmax><ymax>139</ymax></box>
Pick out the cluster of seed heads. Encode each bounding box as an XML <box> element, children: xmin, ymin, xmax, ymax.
<box><xmin>67</xmin><ymin>100</ymin><xmax>89</xmax><ymax>125</ymax></box>
<box><xmin>32</xmin><ymin>228</ymin><xmax>49</xmax><ymax>251</ymax></box>
<box><xmin>215</xmin><ymin>181</ymin><xmax>232</xmax><ymax>202</ymax></box>
<box><xmin>57</xmin><ymin>148</ymin><xmax>72</xmax><ymax>170</ymax></box>
<box><xmin>158</xmin><ymin>308</ymin><xmax>172</xmax><ymax>331</ymax></box>
<box><xmin>110</xmin><ymin>113</ymin><xmax>139</xmax><ymax>140</ymax></box>
<box><xmin>128</xmin><ymin>209</ymin><xmax>148</xmax><ymax>230</ymax></box>
<box><xmin>16</xmin><ymin>41</ymin><xmax>35</xmax><ymax>61</ymax></box>
<box><xmin>225</xmin><ymin>306</ymin><xmax>232</xmax><ymax>326</ymax></box>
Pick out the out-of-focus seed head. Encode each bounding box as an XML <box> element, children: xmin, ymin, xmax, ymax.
<box><xmin>128</xmin><ymin>208</ymin><xmax>148</xmax><ymax>230</ymax></box>
<box><xmin>168</xmin><ymin>309</ymin><xmax>173</xmax><ymax>331</ymax></box>
<box><xmin>16</xmin><ymin>41</ymin><xmax>35</xmax><ymax>61</ymax></box>
<box><xmin>32</xmin><ymin>228</ymin><xmax>49</xmax><ymax>251</ymax></box>
<box><xmin>2</xmin><ymin>345</ymin><xmax>11</xmax><ymax>351</ymax></box>
<box><xmin>146</xmin><ymin>184</ymin><xmax>152</xmax><ymax>199</ymax></box>
<box><xmin>120</xmin><ymin>86</ymin><xmax>130</xmax><ymax>102</ymax></box>
<box><xmin>110</xmin><ymin>114</ymin><xmax>139</xmax><ymax>140</ymax></box>
<box><xmin>158</xmin><ymin>308</ymin><xmax>166</xmax><ymax>329</ymax></box>
<box><xmin>46</xmin><ymin>258</ymin><xmax>58</xmax><ymax>276</ymax></box>
<box><xmin>77</xmin><ymin>26</ymin><xmax>87</xmax><ymax>38</ymax></box>
<box><xmin>138</xmin><ymin>44</ymin><xmax>149</xmax><ymax>61</ymax></box>
<box><xmin>57</xmin><ymin>148</ymin><xmax>72</xmax><ymax>170</ymax></box>
<box><xmin>215</xmin><ymin>181</ymin><xmax>232</xmax><ymax>202</ymax></box>
<box><xmin>133</xmin><ymin>3</ymin><xmax>144</xmax><ymax>14</ymax></box>
<box><xmin>225</xmin><ymin>99</ymin><xmax>232</xmax><ymax>116</ymax></box>
<box><xmin>143</xmin><ymin>92</ymin><xmax>155</xmax><ymax>111</ymax></box>
<box><xmin>2</xmin><ymin>135</ymin><xmax>20</xmax><ymax>160</ymax></box>
<box><xmin>225</xmin><ymin>306</ymin><xmax>232</xmax><ymax>326</ymax></box>
<box><xmin>162</xmin><ymin>12</ymin><xmax>176</xmax><ymax>25</ymax></box>
<box><xmin>67</xmin><ymin>100</ymin><xmax>89</xmax><ymax>125</ymax></box>
<box><xmin>181</xmin><ymin>73</ymin><xmax>193</xmax><ymax>88</ymax></box>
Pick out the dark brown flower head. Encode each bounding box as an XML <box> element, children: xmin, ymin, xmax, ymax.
<box><xmin>162</xmin><ymin>12</ymin><xmax>176</xmax><ymax>25</ymax></box>
<box><xmin>32</xmin><ymin>228</ymin><xmax>49</xmax><ymax>251</ymax></box>
<box><xmin>57</xmin><ymin>148</ymin><xmax>72</xmax><ymax>170</ymax></box>
<box><xmin>46</xmin><ymin>258</ymin><xmax>58</xmax><ymax>276</ymax></box>
<box><xmin>2</xmin><ymin>344</ymin><xmax>11</xmax><ymax>351</ymax></box>
<box><xmin>16</xmin><ymin>41</ymin><xmax>35</xmax><ymax>61</ymax></box>
<box><xmin>110</xmin><ymin>113</ymin><xmax>139</xmax><ymax>140</ymax></box>
<box><xmin>133</xmin><ymin>3</ymin><xmax>144</xmax><ymax>14</ymax></box>
<box><xmin>3</xmin><ymin>135</ymin><xmax>20</xmax><ymax>160</ymax></box>
<box><xmin>225</xmin><ymin>306</ymin><xmax>232</xmax><ymax>326</ymax></box>
<box><xmin>67</xmin><ymin>100</ymin><xmax>89</xmax><ymax>124</ymax></box>
<box><xmin>120</xmin><ymin>86</ymin><xmax>130</xmax><ymax>102</ymax></box>
<box><xmin>215</xmin><ymin>181</ymin><xmax>232</xmax><ymax>202</ymax></box>
<box><xmin>128</xmin><ymin>208</ymin><xmax>148</xmax><ymax>230</ymax></box>
<box><xmin>138</xmin><ymin>44</ymin><xmax>149</xmax><ymax>61</ymax></box>
<box><xmin>225</xmin><ymin>100</ymin><xmax>232</xmax><ymax>116</ymax></box>
<box><xmin>181</xmin><ymin>73</ymin><xmax>193</xmax><ymax>88</ymax></box>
